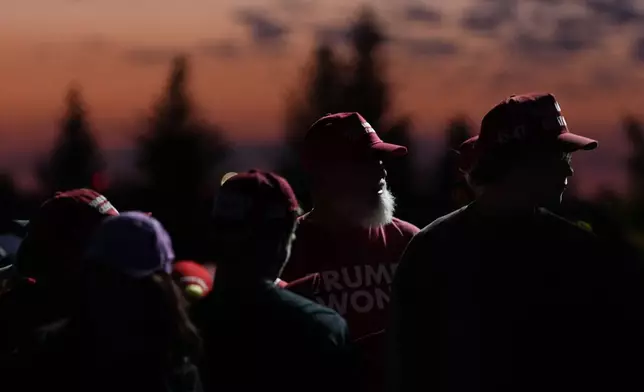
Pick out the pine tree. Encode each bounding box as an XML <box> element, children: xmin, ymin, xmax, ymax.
<box><xmin>625</xmin><ymin>117</ymin><xmax>644</xmax><ymax>201</ymax></box>
<box><xmin>624</xmin><ymin>116</ymin><xmax>644</xmax><ymax>226</ymax></box>
<box><xmin>345</xmin><ymin>7</ymin><xmax>388</xmax><ymax>130</ymax></box>
<box><xmin>284</xmin><ymin>44</ymin><xmax>346</xmax><ymax>149</ymax></box>
<box><xmin>136</xmin><ymin>55</ymin><xmax>228</xmax><ymax>258</ymax></box>
<box><xmin>137</xmin><ymin>55</ymin><xmax>227</xmax><ymax>198</ymax></box>
<box><xmin>38</xmin><ymin>87</ymin><xmax>105</xmax><ymax>194</ymax></box>
<box><xmin>278</xmin><ymin>43</ymin><xmax>346</xmax><ymax>209</ymax></box>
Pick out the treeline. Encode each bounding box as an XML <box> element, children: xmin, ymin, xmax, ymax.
<box><xmin>3</xmin><ymin>7</ymin><xmax>644</xmax><ymax>258</ymax></box>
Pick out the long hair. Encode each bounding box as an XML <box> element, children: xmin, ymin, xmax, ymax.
<box><xmin>81</xmin><ymin>263</ymin><xmax>202</xmax><ymax>368</ymax></box>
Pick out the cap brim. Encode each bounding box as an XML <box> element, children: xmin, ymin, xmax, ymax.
<box><xmin>10</xmin><ymin>220</ymin><xmax>28</xmax><ymax>237</ymax></box>
<box><xmin>13</xmin><ymin>220</ymin><xmax>28</xmax><ymax>227</ymax></box>
<box><xmin>558</xmin><ymin>133</ymin><xmax>598</xmax><ymax>152</ymax></box>
<box><xmin>459</xmin><ymin>136</ymin><xmax>478</xmax><ymax>151</ymax></box>
<box><xmin>371</xmin><ymin>142</ymin><xmax>408</xmax><ymax>157</ymax></box>
<box><xmin>220</xmin><ymin>172</ymin><xmax>238</xmax><ymax>185</ymax></box>
<box><xmin>0</xmin><ymin>263</ymin><xmax>14</xmax><ymax>276</ymax></box>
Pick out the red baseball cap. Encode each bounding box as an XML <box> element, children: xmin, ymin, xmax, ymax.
<box><xmin>213</xmin><ymin>170</ymin><xmax>301</xmax><ymax>222</ymax></box>
<box><xmin>302</xmin><ymin>112</ymin><xmax>407</xmax><ymax>168</ymax></box>
<box><xmin>25</xmin><ymin>189</ymin><xmax>118</xmax><ymax>240</ymax></box>
<box><xmin>38</xmin><ymin>188</ymin><xmax>118</xmax><ymax>220</ymax></box>
<box><xmin>459</xmin><ymin>93</ymin><xmax>598</xmax><ymax>173</ymax></box>
<box><xmin>173</xmin><ymin>260</ymin><xmax>214</xmax><ymax>298</ymax></box>
<box><xmin>17</xmin><ymin>189</ymin><xmax>119</xmax><ymax>279</ymax></box>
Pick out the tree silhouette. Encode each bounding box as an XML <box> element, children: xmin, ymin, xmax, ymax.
<box><xmin>278</xmin><ymin>43</ymin><xmax>347</xmax><ymax>209</ymax></box>
<box><xmin>138</xmin><ymin>56</ymin><xmax>228</xmax><ymax>196</ymax></box>
<box><xmin>345</xmin><ymin>7</ymin><xmax>388</xmax><ymax>131</ymax></box>
<box><xmin>624</xmin><ymin>116</ymin><xmax>644</xmax><ymax>226</ymax></box>
<box><xmin>137</xmin><ymin>55</ymin><xmax>228</xmax><ymax>258</ymax></box>
<box><xmin>625</xmin><ymin>117</ymin><xmax>644</xmax><ymax>200</ymax></box>
<box><xmin>429</xmin><ymin>116</ymin><xmax>475</xmax><ymax>220</ymax></box>
<box><xmin>283</xmin><ymin>43</ymin><xmax>347</xmax><ymax>154</ymax></box>
<box><xmin>38</xmin><ymin>87</ymin><xmax>105</xmax><ymax>194</ymax></box>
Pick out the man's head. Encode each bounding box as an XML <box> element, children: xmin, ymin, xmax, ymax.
<box><xmin>459</xmin><ymin>93</ymin><xmax>597</xmax><ymax>207</ymax></box>
<box><xmin>16</xmin><ymin>189</ymin><xmax>119</xmax><ymax>288</ymax></box>
<box><xmin>210</xmin><ymin>170</ymin><xmax>301</xmax><ymax>281</ymax></box>
<box><xmin>302</xmin><ymin>112</ymin><xmax>407</xmax><ymax>227</ymax></box>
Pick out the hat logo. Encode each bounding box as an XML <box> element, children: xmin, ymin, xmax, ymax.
<box><xmin>554</xmin><ymin>102</ymin><xmax>561</xmax><ymax>112</ymax></box>
<box><xmin>88</xmin><ymin>195</ymin><xmax>107</xmax><ymax>208</ymax></box>
<box><xmin>88</xmin><ymin>195</ymin><xmax>117</xmax><ymax>215</ymax></box>
<box><xmin>557</xmin><ymin>116</ymin><xmax>567</xmax><ymax>127</ymax></box>
<box><xmin>180</xmin><ymin>276</ymin><xmax>208</xmax><ymax>291</ymax></box>
<box><xmin>541</xmin><ymin>115</ymin><xmax>568</xmax><ymax>132</ymax></box>
<box><xmin>362</xmin><ymin>122</ymin><xmax>376</xmax><ymax>134</ymax></box>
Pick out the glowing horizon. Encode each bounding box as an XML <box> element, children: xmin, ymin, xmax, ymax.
<box><xmin>2</xmin><ymin>0</ymin><xmax>644</xmax><ymax>195</ymax></box>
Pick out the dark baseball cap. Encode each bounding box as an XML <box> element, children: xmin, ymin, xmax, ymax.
<box><xmin>459</xmin><ymin>93</ymin><xmax>598</xmax><ymax>173</ymax></box>
<box><xmin>302</xmin><ymin>112</ymin><xmax>407</xmax><ymax>167</ymax></box>
<box><xmin>213</xmin><ymin>170</ymin><xmax>301</xmax><ymax>223</ymax></box>
<box><xmin>30</xmin><ymin>189</ymin><xmax>118</xmax><ymax>230</ymax></box>
<box><xmin>86</xmin><ymin>212</ymin><xmax>174</xmax><ymax>278</ymax></box>
<box><xmin>16</xmin><ymin>189</ymin><xmax>119</xmax><ymax>279</ymax></box>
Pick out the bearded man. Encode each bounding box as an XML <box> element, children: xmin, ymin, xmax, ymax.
<box><xmin>280</xmin><ymin>112</ymin><xmax>419</xmax><ymax>392</ymax></box>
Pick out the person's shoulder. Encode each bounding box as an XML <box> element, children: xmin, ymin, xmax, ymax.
<box><xmin>416</xmin><ymin>204</ymin><xmax>472</xmax><ymax>240</ymax></box>
<box><xmin>273</xmin><ymin>287</ymin><xmax>348</xmax><ymax>344</ymax></box>
<box><xmin>275</xmin><ymin>287</ymin><xmax>346</xmax><ymax>326</ymax></box>
<box><xmin>32</xmin><ymin>318</ymin><xmax>71</xmax><ymax>346</ymax></box>
<box><xmin>394</xmin><ymin>207</ymin><xmax>472</xmax><ymax>275</ymax></box>
<box><xmin>389</xmin><ymin>217</ymin><xmax>420</xmax><ymax>237</ymax></box>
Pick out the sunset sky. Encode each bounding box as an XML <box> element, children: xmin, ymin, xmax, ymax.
<box><xmin>2</xmin><ymin>0</ymin><xmax>644</xmax><ymax>195</ymax></box>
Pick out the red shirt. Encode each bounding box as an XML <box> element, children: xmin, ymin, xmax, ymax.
<box><xmin>282</xmin><ymin>213</ymin><xmax>419</xmax><ymax>341</ymax></box>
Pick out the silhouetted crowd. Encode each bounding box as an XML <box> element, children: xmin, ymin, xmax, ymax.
<box><xmin>1</xmin><ymin>92</ymin><xmax>644</xmax><ymax>392</ymax></box>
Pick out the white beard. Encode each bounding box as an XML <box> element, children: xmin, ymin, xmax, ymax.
<box><xmin>346</xmin><ymin>187</ymin><xmax>396</xmax><ymax>228</ymax></box>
